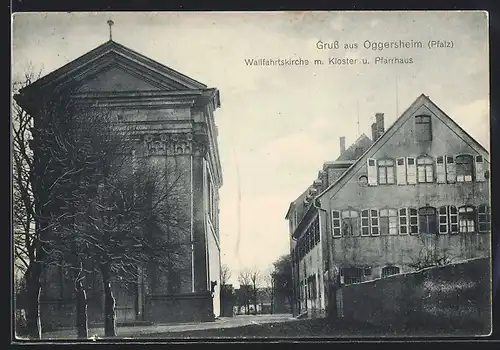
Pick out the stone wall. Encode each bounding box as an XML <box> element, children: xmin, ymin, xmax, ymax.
<box><xmin>144</xmin><ymin>292</ymin><xmax>215</xmax><ymax>323</ymax></box>
<box><xmin>340</xmin><ymin>257</ymin><xmax>491</xmax><ymax>335</ymax></box>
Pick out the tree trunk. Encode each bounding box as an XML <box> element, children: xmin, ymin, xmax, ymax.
<box><xmin>24</xmin><ymin>262</ymin><xmax>42</xmax><ymax>339</ymax></box>
<box><xmin>271</xmin><ymin>282</ymin><xmax>274</xmax><ymax>314</ymax></box>
<box><xmin>75</xmin><ymin>281</ymin><xmax>88</xmax><ymax>339</ymax></box>
<box><xmin>100</xmin><ymin>264</ymin><xmax>116</xmax><ymax>337</ymax></box>
<box><xmin>253</xmin><ymin>283</ymin><xmax>257</xmax><ymax>314</ymax></box>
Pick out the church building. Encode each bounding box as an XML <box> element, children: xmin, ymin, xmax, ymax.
<box><xmin>15</xmin><ymin>36</ymin><xmax>223</xmax><ymax>328</ymax></box>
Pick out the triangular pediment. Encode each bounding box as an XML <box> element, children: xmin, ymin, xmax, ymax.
<box><xmin>77</xmin><ymin>65</ymin><xmax>163</xmax><ymax>92</ymax></box>
<box><xmin>20</xmin><ymin>40</ymin><xmax>208</xmax><ymax>94</ymax></box>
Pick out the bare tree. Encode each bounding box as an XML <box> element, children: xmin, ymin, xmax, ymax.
<box><xmin>15</xmin><ymin>85</ymin><xmax>190</xmax><ymax>338</ymax></box>
<box><xmin>12</xmin><ymin>67</ymin><xmax>45</xmax><ymax>339</ymax></box>
<box><xmin>261</xmin><ymin>267</ymin><xmax>275</xmax><ymax>314</ymax></box>
<box><xmin>220</xmin><ymin>264</ymin><xmax>231</xmax><ymax>286</ymax></box>
<box><xmin>237</xmin><ymin>269</ymin><xmax>252</xmax><ymax>314</ymax></box>
<box><xmin>248</xmin><ymin>267</ymin><xmax>261</xmax><ymax>314</ymax></box>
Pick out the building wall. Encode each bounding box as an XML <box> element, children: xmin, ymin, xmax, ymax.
<box><xmin>320</xmin><ymin>104</ymin><xmax>490</xmax><ymax>279</ymax></box>
<box><xmin>207</xmin><ymin>224</ymin><xmax>221</xmax><ymax>317</ymax></box>
<box><xmin>294</xmin><ymin>214</ymin><xmax>325</xmax><ymax>316</ymax></box>
<box><xmin>340</xmin><ymin>257</ymin><xmax>491</xmax><ymax>335</ymax></box>
<box><xmin>35</xmin><ymin>65</ymin><xmax>222</xmax><ymax>326</ymax></box>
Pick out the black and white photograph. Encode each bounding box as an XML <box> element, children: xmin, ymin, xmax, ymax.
<box><xmin>11</xmin><ymin>11</ymin><xmax>492</xmax><ymax>341</ymax></box>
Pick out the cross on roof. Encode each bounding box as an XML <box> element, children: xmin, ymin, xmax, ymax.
<box><xmin>107</xmin><ymin>20</ymin><xmax>114</xmax><ymax>41</ymax></box>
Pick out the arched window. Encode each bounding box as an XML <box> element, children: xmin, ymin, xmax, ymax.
<box><xmin>342</xmin><ymin>267</ymin><xmax>363</xmax><ymax>285</ymax></box>
<box><xmin>418</xmin><ymin>207</ymin><xmax>437</xmax><ymax>234</ymax></box>
<box><xmin>378</xmin><ymin>159</ymin><xmax>395</xmax><ymax>184</ymax></box>
<box><xmin>417</xmin><ymin>157</ymin><xmax>434</xmax><ymax>183</ymax></box>
<box><xmin>478</xmin><ymin>204</ymin><xmax>491</xmax><ymax>232</ymax></box>
<box><xmin>459</xmin><ymin>206</ymin><xmax>476</xmax><ymax>233</ymax></box>
<box><xmin>456</xmin><ymin>155</ymin><xmax>474</xmax><ymax>182</ymax></box>
<box><xmin>382</xmin><ymin>266</ymin><xmax>401</xmax><ymax>278</ymax></box>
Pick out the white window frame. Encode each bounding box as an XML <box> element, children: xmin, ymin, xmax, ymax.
<box><xmin>341</xmin><ymin>209</ymin><xmax>360</xmax><ymax>237</ymax></box>
<box><xmin>331</xmin><ymin>210</ymin><xmax>341</xmax><ymax>238</ymax></box>
<box><xmin>449</xmin><ymin>206</ymin><xmax>459</xmax><ymax>234</ymax></box>
<box><xmin>396</xmin><ymin>157</ymin><xmax>406</xmax><ymax>185</ymax></box>
<box><xmin>417</xmin><ymin>156</ymin><xmax>434</xmax><ymax>183</ymax></box>
<box><xmin>407</xmin><ymin>157</ymin><xmax>417</xmax><ymax>184</ymax></box>
<box><xmin>459</xmin><ymin>206</ymin><xmax>476</xmax><ymax>233</ymax></box>
<box><xmin>378</xmin><ymin>159</ymin><xmax>395</xmax><ymax>185</ymax></box>
<box><xmin>367</xmin><ymin>158</ymin><xmax>378</xmax><ymax>186</ymax></box>
<box><xmin>379</xmin><ymin>208</ymin><xmax>398</xmax><ymax>235</ymax></box>
<box><xmin>370</xmin><ymin>209</ymin><xmax>380</xmax><ymax>236</ymax></box>
<box><xmin>398</xmin><ymin>208</ymin><xmax>408</xmax><ymax>235</ymax></box>
<box><xmin>436</xmin><ymin>156</ymin><xmax>446</xmax><ymax>183</ymax></box>
<box><xmin>361</xmin><ymin>209</ymin><xmax>370</xmax><ymax>236</ymax></box>
<box><xmin>446</xmin><ymin>156</ymin><xmax>456</xmax><ymax>183</ymax></box>
<box><xmin>409</xmin><ymin>207</ymin><xmax>419</xmax><ymax>235</ymax></box>
<box><xmin>438</xmin><ymin>206</ymin><xmax>448</xmax><ymax>234</ymax></box>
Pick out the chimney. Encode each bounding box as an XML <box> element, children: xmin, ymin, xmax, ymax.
<box><xmin>375</xmin><ymin>113</ymin><xmax>385</xmax><ymax>138</ymax></box>
<box><xmin>371</xmin><ymin>122</ymin><xmax>378</xmax><ymax>141</ymax></box>
<box><xmin>340</xmin><ymin>136</ymin><xmax>346</xmax><ymax>154</ymax></box>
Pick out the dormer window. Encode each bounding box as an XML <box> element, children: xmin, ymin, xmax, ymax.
<box><xmin>415</xmin><ymin>115</ymin><xmax>432</xmax><ymax>142</ymax></box>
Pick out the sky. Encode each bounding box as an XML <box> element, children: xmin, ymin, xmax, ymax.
<box><xmin>12</xmin><ymin>11</ymin><xmax>489</xmax><ymax>287</ymax></box>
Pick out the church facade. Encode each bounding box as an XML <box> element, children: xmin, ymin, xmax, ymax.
<box><xmin>15</xmin><ymin>40</ymin><xmax>223</xmax><ymax>328</ymax></box>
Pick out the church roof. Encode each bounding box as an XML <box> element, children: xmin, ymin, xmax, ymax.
<box><xmin>18</xmin><ymin>40</ymin><xmax>210</xmax><ymax>96</ymax></box>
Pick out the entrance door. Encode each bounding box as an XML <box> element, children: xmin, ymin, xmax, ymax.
<box><xmin>112</xmin><ymin>282</ymin><xmax>137</xmax><ymax>322</ymax></box>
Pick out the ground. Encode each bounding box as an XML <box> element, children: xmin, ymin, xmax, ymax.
<box><xmin>40</xmin><ymin>314</ymin><xmax>296</xmax><ymax>339</ymax></box>
<box><xmin>36</xmin><ymin>313</ymin><xmax>489</xmax><ymax>340</ymax></box>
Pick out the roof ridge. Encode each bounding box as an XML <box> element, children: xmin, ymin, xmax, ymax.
<box><xmin>19</xmin><ymin>39</ymin><xmax>207</xmax><ymax>94</ymax></box>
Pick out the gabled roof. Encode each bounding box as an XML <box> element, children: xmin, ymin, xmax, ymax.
<box><xmin>316</xmin><ymin>93</ymin><xmax>490</xmax><ymax>201</ymax></box>
<box><xmin>285</xmin><ymin>132</ymin><xmax>372</xmax><ymax>234</ymax></box>
<box><xmin>335</xmin><ymin>133</ymin><xmax>372</xmax><ymax>161</ymax></box>
<box><xmin>18</xmin><ymin>40</ymin><xmax>208</xmax><ymax>96</ymax></box>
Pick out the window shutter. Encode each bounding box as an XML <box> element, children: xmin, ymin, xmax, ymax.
<box><xmin>436</xmin><ymin>156</ymin><xmax>446</xmax><ymax>183</ymax></box>
<box><xmin>475</xmin><ymin>155</ymin><xmax>485</xmax><ymax>182</ymax></box>
<box><xmin>406</xmin><ymin>157</ymin><xmax>416</xmax><ymax>184</ymax></box>
<box><xmin>367</xmin><ymin>158</ymin><xmax>377</xmax><ymax>186</ymax></box>
<box><xmin>370</xmin><ymin>209</ymin><xmax>379</xmax><ymax>236</ymax></box>
<box><xmin>439</xmin><ymin>206</ymin><xmax>448</xmax><ymax>234</ymax></box>
<box><xmin>331</xmin><ymin>210</ymin><xmax>341</xmax><ymax>238</ymax></box>
<box><xmin>396</xmin><ymin>157</ymin><xmax>406</xmax><ymax>185</ymax></box>
<box><xmin>398</xmin><ymin>208</ymin><xmax>408</xmax><ymax>234</ymax></box>
<box><xmin>446</xmin><ymin>156</ymin><xmax>456</xmax><ymax>183</ymax></box>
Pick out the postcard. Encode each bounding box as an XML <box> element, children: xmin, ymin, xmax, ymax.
<box><xmin>11</xmin><ymin>11</ymin><xmax>491</xmax><ymax>341</ymax></box>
